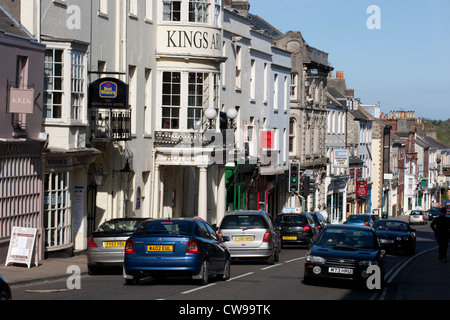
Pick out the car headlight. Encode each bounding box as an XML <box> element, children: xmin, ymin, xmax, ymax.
<box><xmin>359</xmin><ymin>260</ymin><xmax>378</xmax><ymax>267</ymax></box>
<box><xmin>306</xmin><ymin>255</ymin><xmax>326</xmax><ymax>264</ymax></box>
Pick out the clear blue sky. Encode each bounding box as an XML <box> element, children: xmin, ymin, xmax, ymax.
<box><xmin>248</xmin><ymin>0</ymin><xmax>450</xmax><ymax>120</ymax></box>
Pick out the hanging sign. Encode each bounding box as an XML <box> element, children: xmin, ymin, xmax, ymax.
<box><xmin>5</xmin><ymin>227</ymin><xmax>38</xmax><ymax>268</ymax></box>
<box><xmin>88</xmin><ymin>77</ymin><xmax>129</xmax><ymax>109</ymax></box>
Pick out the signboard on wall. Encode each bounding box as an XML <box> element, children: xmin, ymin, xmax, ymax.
<box><xmin>8</xmin><ymin>88</ymin><xmax>35</xmax><ymax>114</ymax></box>
<box><xmin>332</xmin><ymin>149</ymin><xmax>349</xmax><ymax>168</ymax></box>
<box><xmin>5</xmin><ymin>227</ymin><xmax>38</xmax><ymax>268</ymax></box>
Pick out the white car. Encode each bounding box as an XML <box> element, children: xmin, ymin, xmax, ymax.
<box><xmin>408</xmin><ymin>210</ymin><xmax>427</xmax><ymax>225</ymax></box>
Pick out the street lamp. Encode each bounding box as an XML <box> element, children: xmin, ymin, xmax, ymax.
<box><xmin>119</xmin><ymin>160</ymin><xmax>133</xmax><ymax>183</ymax></box>
<box><xmin>226</xmin><ymin>107</ymin><xmax>238</xmax><ymax>129</ymax></box>
<box><xmin>93</xmin><ymin>163</ymin><xmax>108</xmax><ymax>186</ymax></box>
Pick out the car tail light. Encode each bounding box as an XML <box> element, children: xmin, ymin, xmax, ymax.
<box><xmin>88</xmin><ymin>235</ymin><xmax>98</xmax><ymax>248</ymax></box>
<box><xmin>263</xmin><ymin>232</ymin><xmax>271</xmax><ymax>243</ymax></box>
<box><xmin>304</xmin><ymin>224</ymin><xmax>311</xmax><ymax>232</ymax></box>
<box><xmin>186</xmin><ymin>239</ymin><xmax>200</xmax><ymax>254</ymax></box>
<box><xmin>363</xmin><ymin>222</ymin><xmax>370</xmax><ymax>226</ymax></box>
<box><xmin>218</xmin><ymin>232</ymin><xmax>223</xmax><ymax>238</ymax></box>
<box><xmin>343</xmin><ymin>221</ymin><xmax>348</xmax><ymax>224</ymax></box>
<box><xmin>125</xmin><ymin>238</ymin><xmax>135</xmax><ymax>254</ymax></box>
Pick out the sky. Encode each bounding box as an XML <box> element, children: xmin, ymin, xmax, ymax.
<box><xmin>248</xmin><ymin>0</ymin><xmax>450</xmax><ymax>120</ymax></box>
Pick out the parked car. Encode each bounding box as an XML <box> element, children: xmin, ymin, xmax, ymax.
<box><xmin>275</xmin><ymin>212</ymin><xmax>318</xmax><ymax>247</ymax></box>
<box><xmin>87</xmin><ymin>218</ymin><xmax>147</xmax><ymax>274</ymax></box>
<box><xmin>428</xmin><ymin>207</ymin><xmax>441</xmax><ymax>221</ymax></box>
<box><xmin>304</xmin><ymin>224</ymin><xmax>386</xmax><ymax>288</ymax></box>
<box><xmin>343</xmin><ymin>214</ymin><xmax>378</xmax><ymax>228</ymax></box>
<box><xmin>0</xmin><ymin>275</ymin><xmax>12</xmax><ymax>300</ymax></box>
<box><xmin>409</xmin><ymin>210</ymin><xmax>427</xmax><ymax>225</ymax></box>
<box><xmin>374</xmin><ymin>219</ymin><xmax>416</xmax><ymax>255</ymax></box>
<box><xmin>218</xmin><ymin>210</ymin><xmax>281</xmax><ymax>264</ymax></box>
<box><xmin>311</xmin><ymin>212</ymin><xmax>327</xmax><ymax>232</ymax></box>
<box><xmin>123</xmin><ymin>218</ymin><xmax>230</xmax><ymax>285</ymax></box>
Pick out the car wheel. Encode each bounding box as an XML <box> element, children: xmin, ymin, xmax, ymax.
<box><xmin>196</xmin><ymin>260</ymin><xmax>209</xmax><ymax>285</ymax></box>
<box><xmin>218</xmin><ymin>258</ymin><xmax>231</xmax><ymax>281</ymax></box>
<box><xmin>125</xmin><ymin>276</ymin><xmax>141</xmax><ymax>285</ymax></box>
<box><xmin>266</xmin><ymin>252</ymin><xmax>275</xmax><ymax>265</ymax></box>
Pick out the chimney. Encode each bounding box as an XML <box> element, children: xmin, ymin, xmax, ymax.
<box><xmin>226</xmin><ymin>0</ymin><xmax>251</xmax><ymax>16</ymax></box>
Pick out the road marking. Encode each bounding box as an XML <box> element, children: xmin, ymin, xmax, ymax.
<box><xmin>286</xmin><ymin>257</ymin><xmax>305</xmax><ymax>263</ymax></box>
<box><xmin>181</xmin><ymin>283</ymin><xmax>217</xmax><ymax>294</ymax></box>
<box><xmin>261</xmin><ymin>263</ymin><xmax>283</xmax><ymax>270</ymax></box>
<box><xmin>227</xmin><ymin>271</ymin><xmax>254</xmax><ymax>281</ymax></box>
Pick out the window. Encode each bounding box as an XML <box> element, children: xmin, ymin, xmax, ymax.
<box><xmin>290</xmin><ymin>73</ymin><xmax>298</xmax><ymax>100</ymax></box>
<box><xmin>71</xmin><ymin>51</ymin><xmax>85</xmax><ymax>120</ymax></box>
<box><xmin>289</xmin><ymin>118</ymin><xmax>295</xmax><ymax>153</ymax></box>
<box><xmin>214</xmin><ymin>0</ymin><xmax>221</xmax><ymax>26</ymax></box>
<box><xmin>189</xmin><ymin>0</ymin><xmax>209</xmax><ymax>23</ymax></box>
<box><xmin>44</xmin><ymin>171</ymin><xmax>71</xmax><ymax>250</ymax></box>
<box><xmin>163</xmin><ymin>1</ymin><xmax>181</xmax><ymax>21</ymax></box>
<box><xmin>146</xmin><ymin>0</ymin><xmax>153</xmax><ymax>20</ymax></box>
<box><xmin>273</xmin><ymin>74</ymin><xmax>279</xmax><ymax>111</ymax></box>
<box><xmin>162</xmin><ymin>71</ymin><xmax>181</xmax><ymax>129</ymax></box>
<box><xmin>188</xmin><ymin>72</ymin><xmax>209</xmax><ymax>129</ymax></box>
<box><xmin>44</xmin><ymin>49</ymin><xmax>64</xmax><ymax>119</ymax></box>
<box><xmin>99</xmin><ymin>0</ymin><xmax>108</xmax><ymax>15</ymax></box>
<box><xmin>250</xmin><ymin>59</ymin><xmax>255</xmax><ymax>100</ymax></box>
<box><xmin>144</xmin><ymin>68</ymin><xmax>152</xmax><ymax>134</ymax></box>
<box><xmin>235</xmin><ymin>45</ymin><xmax>241</xmax><ymax>89</ymax></box>
<box><xmin>129</xmin><ymin>0</ymin><xmax>138</xmax><ymax>16</ymax></box>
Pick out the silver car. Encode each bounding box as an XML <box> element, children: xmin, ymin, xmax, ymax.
<box><xmin>87</xmin><ymin>218</ymin><xmax>147</xmax><ymax>274</ymax></box>
<box><xmin>218</xmin><ymin>211</ymin><xmax>281</xmax><ymax>264</ymax></box>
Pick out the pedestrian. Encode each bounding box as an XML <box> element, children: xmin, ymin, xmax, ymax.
<box><xmin>319</xmin><ymin>206</ymin><xmax>328</xmax><ymax>222</ymax></box>
<box><xmin>430</xmin><ymin>207</ymin><xmax>450</xmax><ymax>263</ymax></box>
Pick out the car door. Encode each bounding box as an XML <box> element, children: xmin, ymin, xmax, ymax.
<box><xmin>204</xmin><ymin>222</ymin><xmax>228</xmax><ymax>270</ymax></box>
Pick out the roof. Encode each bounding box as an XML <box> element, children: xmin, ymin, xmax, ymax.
<box><xmin>0</xmin><ymin>4</ymin><xmax>34</xmax><ymax>40</ymax></box>
<box><xmin>248</xmin><ymin>13</ymin><xmax>284</xmax><ymax>39</ymax></box>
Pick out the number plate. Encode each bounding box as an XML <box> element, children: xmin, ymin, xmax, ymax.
<box><xmin>380</xmin><ymin>239</ymin><xmax>394</xmax><ymax>244</ymax></box>
<box><xmin>233</xmin><ymin>236</ymin><xmax>254</xmax><ymax>242</ymax></box>
<box><xmin>147</xmin><ymin>245</ymin><xmax>173</xmax><ymax>252</ymax></box>
<box><xmin>328</xmin><ymin>267</ymin><xmax>353</xmax><ymax>275</ymax></box>
<box><xmin>283</xmin><ymin>236</ymin><xmax>297</xmax><ymax>240</ymax></box>
<box><xmin>104</xmin><ymin>241</ymin><xmax>125</xmax><ymax>247</ymax></box>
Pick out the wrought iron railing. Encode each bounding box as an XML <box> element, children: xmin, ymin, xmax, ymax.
<box><xmin>90</xmin><ymin>109</ymin><xmax>131</xmax><ymax>141</ymax></box>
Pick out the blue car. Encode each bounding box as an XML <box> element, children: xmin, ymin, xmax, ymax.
<box><xmin>123</xmin><ymin>218</ymin><xmax>231</xmax><ymax>285</ymax></box>
<box><xmin>344</xmin><ymin>214</ymin><xmax>378</xmax><ymax>228</ymax></box>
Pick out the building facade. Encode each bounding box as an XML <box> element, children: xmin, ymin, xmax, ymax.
<box><xmin>0</xmin><ymin>4</ymin><xmax>47</xmax><ymax>263</ymax></box>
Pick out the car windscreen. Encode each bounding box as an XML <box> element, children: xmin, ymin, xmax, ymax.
<box><xmin>374</xmin><ymin>221</ymin><xmax>408</xmax><ymax>231</ymax></box>
<box><xmin>136</xmin><ymin>220</ymin><xmax>194</xmax><ymax>235</ymax></box>
<box><xmin>316</xmin><ymin>228</ymin><xmax>375</xmax><ymax>249</ymax></box>
<box><xmin>220</xmin><ymin>215</ymin><xmax>267</xmax><ymax>229</ymax></box>
<box><xmin>275</xmin><ymin>214</ymin><xmax>308</xmax><ymax>226</ymax></box>
<box><xmin>97</xmin><ymin>219</ymin><xmax>144</xmax><ymax>232</ymax></box>
<box><xmin>347</xmin><ymin>215</ymin><xmax>370</xmax><ymax>222</ymax></box>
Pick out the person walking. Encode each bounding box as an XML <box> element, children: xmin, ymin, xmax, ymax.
<box><xmin>431</xmin><ymin>207</ymin><xmax>450</xmax><ymax>263</ymax></box>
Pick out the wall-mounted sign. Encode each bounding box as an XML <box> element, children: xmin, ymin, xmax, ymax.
<box><xmin>9</xmin><ymin>88</ymin><xmax>34</xmax><ymax>114</ymax></box>
<box><xmin>332</xmin><ymin>149</ymin><xmax>349</xmax><ymax>168</ymax></box>
<box><xmin>356</xmin><ymin>181</ymin><xmax>368</xmax><ymax>196</ymax></box>
<box><xmin>89</xmin><ymin>77</ymin><xmax>128</xmax><ymax>109</ymax></box>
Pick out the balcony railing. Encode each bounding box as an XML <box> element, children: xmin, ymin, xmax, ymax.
<box><xmin>90</xmin><ymin>109</ymin><xmax>131</xmax><ymax>141</ymax></box>
<box><xmin>154</xmin><ymin>130</ymin><xmax>235</xmax><ymax>149</ymax></box>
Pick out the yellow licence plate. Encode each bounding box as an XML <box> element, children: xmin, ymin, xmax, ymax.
<box><xmin>147</xmin><ymin>245</ymin><xmax>173</xmax><ymax>252</ymax></box>
<box><xmin>233</xmin><ymin>236</ymin><xmax>254</xmax><ymax>241</ymax></box>
<box><xmin>283</xmin><ymin>236</ymin><xmax>297</xmax><ymax>240</ymax></box>
<box><xmin>104</xmin><ymin>241</ymin><xmax>125</xmax><ymax>247</ymax></box>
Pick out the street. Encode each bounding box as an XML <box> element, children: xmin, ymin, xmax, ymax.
<box><xmin>9</xmin><ymin>222</ymin><xmax>437</xmax><ymax>303</ymax></box>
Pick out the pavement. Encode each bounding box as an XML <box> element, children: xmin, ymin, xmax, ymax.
<box><xmin>0</xmin><ymin>216</ymin><xmax>448</xmax><ymax>300</ymax></box>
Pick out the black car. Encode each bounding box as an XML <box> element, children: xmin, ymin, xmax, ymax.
<box><xmin>275</xmin><ymin>212</ymin><xmax>318</xmax><ymax>247</ymax></box>
<box><xmin>428</xmin><ymin>207</ymin><xmax>441</xmax><ymax>221</ymax></box>
<box><xmin>304</xmin><ymin>225</ymin><xmax>386</xmax><ymax>288</ymax></box>
<box><xmin>374</xmin><ymin>219</ymin><xmax>416</xmax><ymax>255</ymax></box>
<box><xmin>0</xmin><ymin>275</ymin><xmax>12</xmax><ymax>300</ymax></box>
<box><xmin>311</xmin><ymin>212</ymin><xmax>327</xmax><ymax>232</ymax></box>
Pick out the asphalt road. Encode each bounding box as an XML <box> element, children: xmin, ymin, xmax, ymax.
<box><xmin>10</xmin><ymin>222</ymin><xmax>436</xmax><ymax>303</ymax></box>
